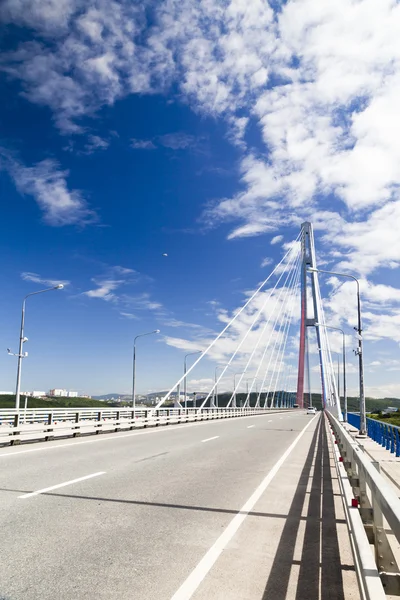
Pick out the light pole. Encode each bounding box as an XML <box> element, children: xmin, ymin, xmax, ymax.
<box><xmin>10</xmin><ymin>285</ymin><xmax>64</xmax><ymax>410</ymax></box>
<box><xmin>316</xmin><ymin>324</ymin><xmax>347</xmax><ymax>422</ymax></box>
<box><xmin>309</xmin><ymin>268</ymin><xmax>365</xmax><ymax>434</ymax></box>
<box><xmin>132</xmin><ymin>330</ymin><xmax>160</xmax><ymax>410</ymax></box>
<box><xmin>233</xmin><ymin>372</ymin><xmax>246</xmax><ymax>408</ymax></box>
<box><xmin>184</xmin><ymin>350</ymin><xmax>201</xmax><ymax>409</ymax></box>
<box><xmin>214</xmin><ymin>366</ymin><xmax>225</xmax><ymax>409</ymax></box>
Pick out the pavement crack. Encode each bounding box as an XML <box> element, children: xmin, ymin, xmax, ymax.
<box><xmin>134</xmin><ymin>451</ymin><xmax>169</xmax><ymax>463</ymax></box>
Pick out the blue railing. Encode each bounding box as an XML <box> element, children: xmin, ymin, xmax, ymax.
<box><xmin>348</xmin><ymin>412</ymin><xmax>400</xmax><ymax>457</ymax></box>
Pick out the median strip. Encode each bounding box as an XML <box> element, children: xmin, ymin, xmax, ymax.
<box><xmin>18</xmin><ymin>471</ymin><xmax>105</xmax><ymax>499</ymax></box>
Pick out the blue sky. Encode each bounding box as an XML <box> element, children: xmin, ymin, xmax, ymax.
<box><xmin>1</xmin><ymin>0</ymin><xmax>400</xmax><ymax>398</ymax></box>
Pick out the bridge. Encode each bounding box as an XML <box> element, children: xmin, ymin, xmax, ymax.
<box><xmin>1</xmin><ymin>222</ymin><xmax>399</xmax><ymax>600</ymax></box>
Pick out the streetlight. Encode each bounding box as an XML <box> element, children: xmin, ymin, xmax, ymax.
<box><xmin>316</xmin><ymin>323</ymin><xmax>347</xmax><ymax>422</ymax></box>
<box><xmin>132</xmin><ymin>330</ymin><xmax>160</xmax><ymax>410</ymax></box>
<box><xmin>214</xmin><ymin>366</ymin><xmax>225</xmax><ymax>409</ymax></box>
<box><xmin>309</xmin><ymin>267</ymin><xmax>365</xmax><ymax>434</ymax></box>
<box><xmin>233</xmin><ymin>372</ymin><xmax>246</xmax><ymax>408</ymax></box>
<box><xmin>10</xmin><ymin>284</ymin><xmax>64</xmax><ymax>410</ymax></box>
<box><xmin>184</xmin><ymin>350</ymin><xmax>202</xmax><ymax>409</ymax></box>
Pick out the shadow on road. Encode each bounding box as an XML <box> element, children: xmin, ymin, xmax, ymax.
<box><xmin>261</xmin><ymin>419</ymin><xmax>347</xmax><ymax>600</ymax></box>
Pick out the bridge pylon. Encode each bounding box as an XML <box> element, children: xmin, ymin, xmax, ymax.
<box><xmin>296</xmin><ymin>223</ymin><xmax>342</xmax><ymax>419</ymax></box>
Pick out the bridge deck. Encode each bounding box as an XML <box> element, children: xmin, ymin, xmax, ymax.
<box><xmin>0</xmin><ymin>412</ymin><xmax>360</xmax><ymax>599</ymax></box>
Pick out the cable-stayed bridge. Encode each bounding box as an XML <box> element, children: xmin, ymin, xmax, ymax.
<box><xmin>155</xmin><ymin>221</ymin><xmax>342</xmax><ymax>420</ymax></box>
<box><xmin>0</xmin><ymin>223</ymin><xmax>398</xmax><ymax>600</ymax></box>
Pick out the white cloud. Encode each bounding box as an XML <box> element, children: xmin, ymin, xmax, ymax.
<box><xmin>21</xmin><ymin>272</ymin><xmax>70</xmax><ymax>287</ymax></box>
<box><xmin>158</xmin><ymin>132</ymin><xmax>196</xmax><ymax>150</ymax></box>
<box><xmin>227</xmin><ymin>221</ymin><xmax>276</xmax><ymax>240</ymax></box>
<box><xmin>162</xmin><ymin>318</ymin><xmax>206</xmax><ymax>330</ymax></box>
<box><xmin>83</xmin><ymin>278</ymin><xmax>123</xmax><ymax>302</ymax></box>
<box><xmin>84</xmin><ymin>134</ymin><xmax>109</xmax><ymax>153</ymax></box>
<box><xmin>364</xmin><ymin>383</ymin><xmax>400</xmax><ymax>400</ymax></box>
<box><xmin>271</xmin><ymin>235</ymin><xmax>283</xmax><ymax>245</ymax></box>
<box><xmin>130</xmin><ymin>133</ymin><xmax>199</xmax><ymax>151</ymax></box>
<box><xmin>0</xmin><ymin>1</ymin><xmax>151</xmax><ymax>132</ymax></box>
<box><xmin>187</xmin><ymin>378</ymin><xmax>214</xmax><ymax>392</ymax></box>
<box><xmin>2</xmin><ymin>155</ymin><xmax>96</xmax><ymax>226</ymax></box>
<box><xmin>120</xmin><ymin>293</ymin><xmax>163</xmax><ymax>311</ymax></box>
<box><xmin>130</xmin><ymin>138</ymin><xmax>156</xmax><ymax>150</ymax></box>
<box><xmin>0</xmin><ymin>0</ymin><xmax>76</xmax><ymax>32</ymax></box>
<box><xmin>82</xmin><ymin>265</ymin><xmax>161</xmax><ymax>311</ymax></box>
<box><xmin>261</xmin><ymin>257</ymin><xmax>273</xmax><ymax>268</ymax></box>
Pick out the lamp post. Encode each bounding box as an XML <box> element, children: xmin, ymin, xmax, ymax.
<box><xmin>184</xmin><ymin>350</ymin><xmax>201</xmax><ymax>409</ymax></box>
<box><xmin>214</xmin><ymin>366</ymin><xmax>225</xmax><ymax>409</ymax></box>
<box><xmin>309</xmin><ymin>268</ymin><xmax>365</xmax><ymax>434</ymax></box>
<box><xmin>11</xmin><ymin>285</ymin><xmax>64</xmax><ymax>410</ymax></box>
<box><xmin>233</xmin><ymin>372</ymin><xmax>246</xmax><ymax>408</ymax></box>
<box><xmin>315</xmin><ymin>324</ymin><xmax>347</xmax><ymax>422</ymax></box>
<box><xmin>132</xmin><ymin>330</ymin><xmax>160</xmax><ymax>410</ymax></box>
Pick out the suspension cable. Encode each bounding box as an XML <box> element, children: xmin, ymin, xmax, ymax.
<box><xmin>199</xmin><ymin>239</ymin><xmax>301</xmax><ymax>409</ymax></box>
<box><xmin>154</xmin><ymin>231</ymin><xmax>301</xmax><ymax>410</ymax></box>
<box><xmin>270</xmin><ymin>261</ymin><xmax>302</xmax><ymax>407</ymax></box>
<box><xmin>241</xmin><ymin>248</ymin><xmax>301</xmax><ymax>408</ymax></box>
<box><xmin>254</xmin><ymin>251</ymin><xmax>302</xmax><ymax>408</ymax></box>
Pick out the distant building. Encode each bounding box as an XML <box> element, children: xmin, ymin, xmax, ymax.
<box><xmin>31</xmin><ymin>391</ymin><xmax>46</xmax><ymax>397</ymax></box>
<box><xmin>67</xmin><ymin>391</ymin><xmax>78</xmax><ymax>398</ymax></box>
<box><xmin>0</xmin><ymin>391</ymin><xmax>13</xmax><ymax>395</ymax></box>
<box><xmin>49</xmin><ymin>389</ymin><xmax>67</xmax><ymax>397</ymax></box>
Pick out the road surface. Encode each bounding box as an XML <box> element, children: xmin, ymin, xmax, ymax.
<box><xmin>0</xmin><ymin>411</ymin><xmax>359</xmax><ymax>599</ymax></box>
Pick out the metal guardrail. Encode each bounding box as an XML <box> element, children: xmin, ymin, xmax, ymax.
<box><xmin>0</xmin><ymin>407</ymin><xmax>286</xmax><ymax>446</ymax></box>
<box><xmin>327</xmin><ymin>411</ymin><xmax>400</xmax><ymax>598</ymax></box>
<box><xmin>348</xmin><ymin>412</ymin><xmax>400</xmax><ymax>457</ymax></box>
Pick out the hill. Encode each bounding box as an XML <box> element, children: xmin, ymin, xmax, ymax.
<box><xmin>0</xmin><ymin>395</ymin><xmax>123</xmax><ymax>409</ymax></box>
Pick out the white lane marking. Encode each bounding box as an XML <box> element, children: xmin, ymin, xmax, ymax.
<box><xmin>170</xmin><ymin>415</ymin><xmax>318</xmax><ymax>600</ymax></box>
<box><xmin>247</xmin><ymin>425</ymin><xmax>255</xmax><ymax>429</ymax></box>
<box><xmin>268</xmin><ymin>420</ymin><xmax>273</xmax><ymax>423</ymax></box>
<box><xmin>0</xmin><ymin>411</ymin><xmax>292</xmax><ymax>459</ymax></box>
<box><xmin>18</xmin><ymin>471</ymin><xmax>105</xmax><ymax>499</ymax></box>
<box><xmin>201</xmin><ymin>436</ymin><xmax>219</xmax><ymax>443</ymax></box>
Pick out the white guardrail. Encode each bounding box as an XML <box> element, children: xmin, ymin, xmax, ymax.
<box><xmin>0</xmin><ymin>407</ymin><xmax>287</xmax><ymax>446</ymax></box>
<box><xmin>327</xmin><ymin>411</ymin><xmax>400</xmax><ymax>599</ymax></box>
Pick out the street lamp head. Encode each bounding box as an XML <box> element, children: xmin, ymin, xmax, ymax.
<box><xmin>154</xmin><ymin>329</ymin><xmax>160</xmax><ymax>334</ymax></box>
<box><xmin>55</xmin><ymin>284</ymin><xmax>64</xmax><ymax>290</ymax></box>
<box><xmin>307</xmin><ymin>267</ymin><xmax>318</xmax><ymax>273</ymax></box>
<box><xmin>7</xmin><ymin>348</ymin><xmax>11</xmax><ymax>354</ymax></box>
<box><xmin>22</xmin><ymin>337</ymin><xmax>28</xmax><ymax>343</ymax></box>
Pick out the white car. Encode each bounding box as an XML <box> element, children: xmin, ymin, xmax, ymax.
<box><xmin>307</xmin><ymin>407</ymin><xmax>317</xmax><ymax>415</ymax></box>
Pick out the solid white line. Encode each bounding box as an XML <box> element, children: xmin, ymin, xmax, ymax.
<box><xmin>247</xmin><ymin>425</ymin><xmax>255</xmax><ymax>429</ymax></box>
<box><xmin>18</xmin><ymin>471</ymin><xmax>105</xmax><ymax>499</ymax></box>
<box><xmin>170</xmin><ymin>415</ymin><xmax>317</xmax><ymax>600</ymax></box>
<box><xmin>0</xmin><ymin>413</ymin><xmax>286</xmax><ymax>459</ymax></box>
<box><xmin>268</xmin><ymin>420</ymin><xmax>273</xmax><ymax>423</ymax></box>
<box><xmin>201</xmin><ymin>436</ymin><xmax>219</xmax><ymax>443</ymax></box>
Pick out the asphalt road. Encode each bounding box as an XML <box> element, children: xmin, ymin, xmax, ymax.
<box><xmin>0</xmin><ymin>411</ymin><xmax>359</xmax><ymax>600</ymax></box>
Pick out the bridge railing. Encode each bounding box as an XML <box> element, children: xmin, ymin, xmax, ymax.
<box><xmin>327</xmin><ymin>412</ymin><xmax>400</xmax><ymax>598</ymax></box>
<box><xmin>0</xmin><ymin>406</ymin><xmax>287</xmax><ymax>446</ymax></box>
<box><xmin>348</xmin><ymin>412</ymin><xmax>400</xmax><ymax>457</ymax></box>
